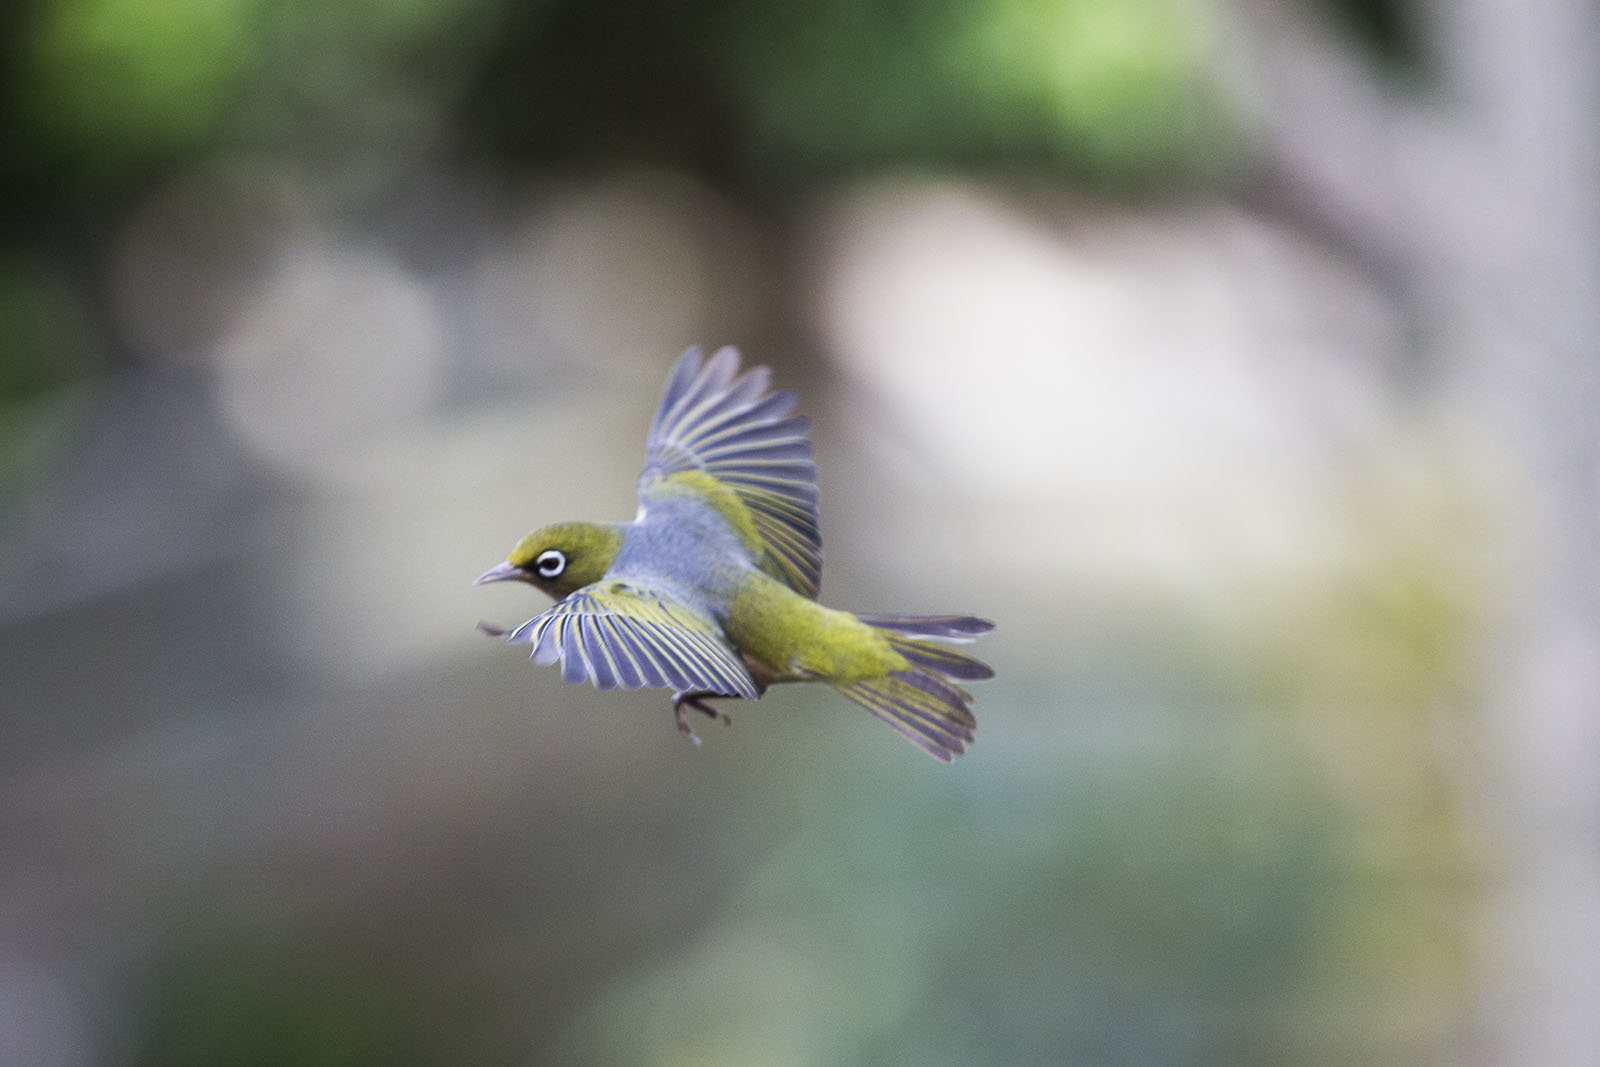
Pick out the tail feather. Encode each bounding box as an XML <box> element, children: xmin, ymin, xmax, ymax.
<box><xmin>864</xmin><ymin>615</ymin><xmax>995</xmax><ymax>681</ymax></box>
<box><xmin>835</xmin><ymin>671</ymin><xmax>977</xmax><ymax>762</ymax></box>
<box><xmin>855</xmin><ymin>614</ymin><xmax>993</xmax><ymax>641</ymax></box>
<box><xmin>833</xmin><ymin>614</ymin><xmax>995</xmax><ymax>761</ymax></box>
<box><xmin>883</xmin><ymin>637</ymin><xmax>995</xmax><ymax>681</ymax></box>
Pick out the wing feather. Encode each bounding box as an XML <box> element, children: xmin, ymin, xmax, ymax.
<box><xmin>505</xmin><ymin>580</ymin><xmax>758</xmax><ymax>699</ymax></box>
<box><xmin>639</xmin><ymin>346</ymin><xmax>824</xmax><ymax>598</ymax></box>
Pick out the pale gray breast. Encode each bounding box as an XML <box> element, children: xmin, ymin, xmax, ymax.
<box><xmin>609</xmin><ymin>495</ymin><xmax>756</xmax><ymax>617</ymax></box>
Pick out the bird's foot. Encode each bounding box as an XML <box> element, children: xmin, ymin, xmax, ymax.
<box><xmin>476</xmin><ymin>620</ymin><xmax>510</xmax><ymax>637</ymax></box>
<box><xmin>672</xmin><ymin>691</ymin><xmax>732</xmax><ymax>746</ymax></box>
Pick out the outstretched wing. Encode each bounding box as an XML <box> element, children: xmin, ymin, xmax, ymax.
<box><xmin>639</xmin><ymin>346</ymin><xmax>823</xmax><ymax>598</ymax></box>
<box><xmin>506</xmin><ymin>579</ymin><xmax>760</xmax><ymax>698</ymax></box>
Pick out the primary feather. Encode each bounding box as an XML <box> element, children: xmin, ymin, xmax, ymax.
<box><xmin>639</xmin><ymin>346</ymin><xmax>823</xmax><ymax>598</ymax></box>
<box><xmin>508</xmin><ymin>580</ymin><xmax>759</xmax><ymax>699</ymax></box>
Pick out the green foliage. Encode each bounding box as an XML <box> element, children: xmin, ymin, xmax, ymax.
<box><xmin>10</xmin><ymin>0</ymin><xmax>1251</xmax><ymax>195</ymax></box>
<box><xmin>134</xmin><ymin>940</ymin><xmax>423</xmax><ymax>1067</ymax></box>
<box><xmin>13</xmin><ymin>0</ymin><xmax>507</xmax><ymax>179</ymax></box>
<box><xmin>18</xmin><ymin>0</ymin><xmax>263</xmax><ymax>171</ymax></box>
<box><xmin>0</xmin><ymin>256</ymin><xmax>100</xmax><ymax>403</ymax></box>
<box><xmin>0</xmin><ymin>256</ymin><xmax>101</xmax><ymax>484</ymax></box>
<box><xmin>719</xmin><ymin>0</ymin><xmax>1245</xmax><ymax>188</ymax></box>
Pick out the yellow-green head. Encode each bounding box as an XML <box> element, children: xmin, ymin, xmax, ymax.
<box><xmin>475</xmin><ymin>521</ymin><xmax>623</xmax><ymax>599</ymax></box>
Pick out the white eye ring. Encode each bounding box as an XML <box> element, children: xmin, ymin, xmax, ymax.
<box><xmin>534</xmin><ymin>549</ymin><xmax>567</xmax><ymax>578</ymax></box>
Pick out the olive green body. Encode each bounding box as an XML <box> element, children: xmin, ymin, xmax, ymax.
<box><xmin>725</xmin><ymin>572</ymin><xmax>908</xmax><ymax>685</ymax></box>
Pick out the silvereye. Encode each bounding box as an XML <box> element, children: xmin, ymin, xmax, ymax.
<box><xmin>476</xmin><ymin>346</ymin><xmax>993</xmax><ymax>761</ymax></box>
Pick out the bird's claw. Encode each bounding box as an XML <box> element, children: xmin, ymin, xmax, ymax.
<box><xmin>673</xmin><ymin>691</ymin><xmax>731</xmax><ymax>746</ymax></box>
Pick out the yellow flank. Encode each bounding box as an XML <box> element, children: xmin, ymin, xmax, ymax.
<box><xmin>725</xmin><ymin>572</ymin><xmax>909</xmax><ymax>683</ymax></box>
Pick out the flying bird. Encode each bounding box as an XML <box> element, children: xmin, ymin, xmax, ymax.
<box><xmin>476</xmin><ymin>346</ymin><xmax>993</xmax><ymax>760</ymax></box>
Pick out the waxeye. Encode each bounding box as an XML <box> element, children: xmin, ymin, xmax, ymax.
<box><xmin>534</xmin><ymin>549</ymin><xmax>567</xmax><ymax>578</ymax></box>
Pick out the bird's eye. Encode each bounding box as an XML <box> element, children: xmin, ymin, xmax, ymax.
<box><xmin>534</xmin><ymin>549</ymin><xmax>567</xmax><ymax>578</ymax></box>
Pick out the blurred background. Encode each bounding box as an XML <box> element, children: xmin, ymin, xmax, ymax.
<box><xmin>2</xmin><ymin>0</ymin><xmax>1597</xmax><ymax>1063</ymax></box>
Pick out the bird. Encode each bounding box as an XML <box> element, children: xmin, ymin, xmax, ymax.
<box><xmin>475</xmin><ymin>345</ymin><xmax>993</xmax><ymax>761</ymax></box>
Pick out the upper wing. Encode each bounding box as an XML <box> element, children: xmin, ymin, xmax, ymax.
<box><xmin>506</xmin><ymin>579</ymin><xmax>760</xmax><ymax>698</ymax></box>
<box><xmin>638</xmin><ymin>346</ymin><xmax>823</xmax><ymax>598</ymax></box>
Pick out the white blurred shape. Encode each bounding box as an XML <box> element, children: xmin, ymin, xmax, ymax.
<box><xmin>818</xmin><ymin>179</ymin><xmax>1389</xmax><ymax>494</ymax></box>
<box><xmin>215</xmin><ymin>242</ymin><xmax>443</xmax><ymax>479</ymax></box>
<box><xmin>813</xmin><ymin>178</ymin><xmax>1400</xmax><ymax>591</ymax></box>
<box><xmin>472</xmin><ymin>170</ymin><xmax>770</xmax><ymax>379</ymax></box>
<box><xmin>277</xmin><ymin>391</ymin><xmax>648</xmax><ymax>685</ymax></box>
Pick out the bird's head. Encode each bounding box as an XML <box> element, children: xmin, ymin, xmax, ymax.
<box><xmin>475</xmin><ymin>521</ymin><xmax>624</xmax><ymax>599</ymax></box>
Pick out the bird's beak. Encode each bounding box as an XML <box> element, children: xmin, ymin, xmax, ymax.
<box><xmin>474</xmin><ymin>561</ymin><xmax>525</xmax><ymax>586</ymax></box>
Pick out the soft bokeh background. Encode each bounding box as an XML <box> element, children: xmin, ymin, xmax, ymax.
<box><xmin>3</xmin><ymin>0</ymin><xmax>1597</xmax><ymax>1064</ymax></box>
